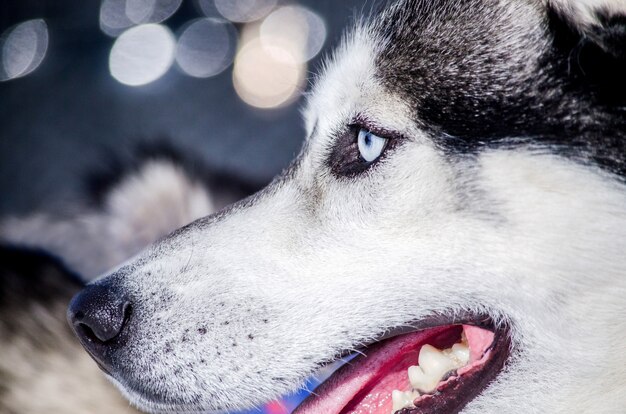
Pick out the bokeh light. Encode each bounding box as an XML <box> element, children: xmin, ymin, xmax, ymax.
<box><xmin>109</xmin><ymin>24</ymin><xmax>175</xmax><ymax>86</ymax></box>
<box><xmin>0</xmin><ymin>19</ymin><xmax>49</xmax><ymax>82</ymax></box>
<box><xmin>233</xmin><ymin>32</ymin><xmax>305</xmax><ymax>109</ymax></box>
<box><xmin>176</xmin><ymin>18</ymin><xmax>237</xmax><ymax>78</ymax></box>
<box><xmin>100</xmin><ymin>0</ymin><xmax>135</xmax><ymax>36</ymax></box>
<box><xmin>127</xmin><ymin>0</ymin><xmax>183</xmax><ymax>24</ymax></box>
<box><xmin>260</xmin><ymin>6</ymin><xmax>326</xmax><ymax>63</ymax></box>
<box><xmin>101</xmin><ymin>0</ymin><xmax>328</xmax><ymax>109</ymax></box>
<box><xmin>100</xmin><ymin>0</ymin><xmax>182</xmax><ymax>37</ymax></box>
<box><xmin>214</xmin><ymin>0</ymin><xmax>277</xmax><ymax>23</ymax></box>
<box><xmin>125</xmin><ymin>0</ymin><xmax>157</xmax><ymax>24</ymax></box>
<box><xmin>195</xmin><ymin>0</ymin><xmax>219</xmax><ymax>17</ymax></box>
<box><xmin>232</xmin><ymin>5</ymin><xmax>327</xmax><ymax>110</ymax></box>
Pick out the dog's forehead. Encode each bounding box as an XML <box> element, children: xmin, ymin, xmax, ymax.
<box><xmin>303</xmin><ymin>30</ymin><xmax>415</xmax><ymax>146</ymax></box>
<box><xmin>305</xmin><ymin>0</ymin><xmax>549</xmax><ymax>142</ymax></box>
<box><xmin>373</xmin><ymin>0</ymin><xmax>553</xmax><ymax>138</ymax></box>
<box><xmin>374</xmin><ymin>0</ymin><xmax>546</xmax><ymax>92</ymax></box>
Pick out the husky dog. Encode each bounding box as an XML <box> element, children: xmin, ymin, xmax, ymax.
<box><xmin>0</xmin><ymin>147</ymin><xmax>261</xmax><ymax>413</ymax></box>
<box><xmin>67</xmin><ymin>1</ymin><xmax>626</xmax><ymax>413</ymax></box>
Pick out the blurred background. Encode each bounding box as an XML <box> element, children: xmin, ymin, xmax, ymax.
<box><xmin>0</xmin><ymin>0</ymin><xmax>367</xmax><ymax>413</ymax></box>
<box><xmin>0</xmin><ymin>0</ymin><xmax>366</xmax><ymax>216</ymax></box>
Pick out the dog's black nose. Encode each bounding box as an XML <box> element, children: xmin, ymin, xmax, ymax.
<box><xmin>67</xmin><ymin>283</ymin><xmax>131</xmax><ymax>344</ymax></box>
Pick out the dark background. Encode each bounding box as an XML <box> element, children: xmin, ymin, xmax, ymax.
<box><xmin>0</xmin><ymin>0</ymin><xmax>369</xmax><ymax>216</ymax></box>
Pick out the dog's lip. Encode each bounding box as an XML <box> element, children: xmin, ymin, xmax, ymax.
<box><xmin>328</xmin><ymin>312</ymin><xmax>496</xmax><ymax>364</ymax></box>
<box><xmin>296</xmin><ymin>313</ymin><xmax>511</xmax><ymax>414</ymax></box>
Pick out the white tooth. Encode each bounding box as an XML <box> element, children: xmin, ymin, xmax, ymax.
<box><xmin>391</xmin><ymin>390</ymin><xmax>404</xmax><ymax>412</ymax></box>
<box><xmin>408</xmin><ymin>364</ymin><xmax>439</xmax><ymax>393</ymax></box>
<box><xmin>408</xmin><ymin>344</ymin><xmax>460</xmax><ymax>393</ymax></box>
<box><xmin>451</xmin><ymin>343</ymin><xmax>470</xmax><ymax>366</ymax></box>
<box><xmin>419</xmin><ymin>344</ymin><xmax>458</xmax><ymax>376</ymax></box>
<box><xmin>391</xmin><ymin>389</ymin><xmax>420</xmax><ymax>413</ymax></box>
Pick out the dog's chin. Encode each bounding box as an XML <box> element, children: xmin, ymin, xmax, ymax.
<box><xmin>106</xmin><ymin>375</ymin><xmax>223</xmax><ymax>414</ymax></box>
<box><xmin>106</xmin><ymin>312</ymin><xmax>511</xmax><ymax>414</ymax></box>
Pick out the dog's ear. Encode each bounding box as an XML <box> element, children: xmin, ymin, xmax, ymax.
<box><xmin>549</xmin><ymin>0</ymin><xmax>626</xmax><ymax>59</ymax></box>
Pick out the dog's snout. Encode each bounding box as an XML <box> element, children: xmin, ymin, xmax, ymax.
<box><xmin>68</xmin><ymin>283</ymin><xmax>131</xmax><ymax>345</ymax></box>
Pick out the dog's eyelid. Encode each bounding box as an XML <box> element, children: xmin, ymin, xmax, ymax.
<box><xmin>347</xmin><ymin>117</ymin><xmax>404</xmax><ymax>141</ymax></box>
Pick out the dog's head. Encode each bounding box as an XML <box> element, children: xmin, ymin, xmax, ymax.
<box><xmin>68</xmin><ymin>0</ymin><xmax>626</xmax><ymax>413</ymax></box>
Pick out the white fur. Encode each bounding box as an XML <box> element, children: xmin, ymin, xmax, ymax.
<box><xmin>86</xmin><ymin>19</ymin><xmax>626</xmax><ymax>414</ymax></box>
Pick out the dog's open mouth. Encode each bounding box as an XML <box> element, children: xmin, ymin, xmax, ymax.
<box><xmin>294</xmin><ymin>318</ymin><xmax>510</xmax><ymax>414</ymax></box>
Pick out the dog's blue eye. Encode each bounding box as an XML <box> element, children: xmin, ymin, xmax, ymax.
<box><xmin>357</xmin><ymin>129</ymin><xmax>387</xmax><ymax>162</ymax></box>
<box><xmin>328</xmin><ymin>125</ymin><xmax>396</xmax><ymax>177</ymax></box>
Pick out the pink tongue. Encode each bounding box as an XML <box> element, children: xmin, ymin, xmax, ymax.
<box><xmin>293</xmin><ymin>326</ymin><xmax>452</xmax><ymax>414</ymax></box>
<box><xmin>464</xmin><ymin>325</ymin><xmax>495</xmax><ymax>364</ymax></box>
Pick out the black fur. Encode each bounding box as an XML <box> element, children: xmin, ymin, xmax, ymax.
<box><xmin>588</xmin><ymin>10</ymin><xmax>626</xmax><ymax>60</ymax></box>
<box><xmin>372</xmin><ymin>0</ymin><xmax>626</xmax><ymax>176</ymax></box>
<box><xmin>0</xmin><ymin>245</ymin><xmax>82</xmax><ymax>341</ymax></box>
